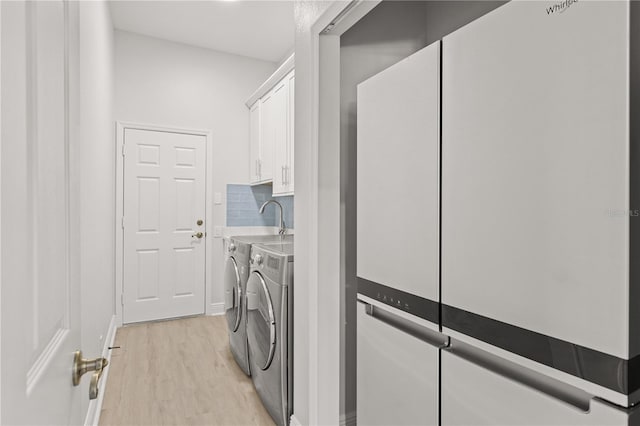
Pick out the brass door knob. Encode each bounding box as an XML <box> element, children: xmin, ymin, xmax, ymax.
<box><xmin>192</xmin><ymin>232</ymin><xmax>204</xmax><ymax>239</ymax></box>
<box><xmin>73</xmin><ymin>351</ymin><xmax>108</xmax><ymax>400</ymax></box>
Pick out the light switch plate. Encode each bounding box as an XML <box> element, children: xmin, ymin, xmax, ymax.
<box><xmin>214</xmin><ymin>192</ymin><xmax>222</xmax><ymax>205</ymax></box>
<box><xmin>214</xmin><ymin>226</ymin><xmax>222</xmax><ymax>238</ymax></box>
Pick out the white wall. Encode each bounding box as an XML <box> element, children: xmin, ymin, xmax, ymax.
<box><xmin>79</xmin><ymin>0</ymin><xmax>115</xmax><ymax>416</ymax></box>
<box><xmin>114</xmin><ymin>31</ymin><xmax>276</xmax><ymax>313</ymax></box>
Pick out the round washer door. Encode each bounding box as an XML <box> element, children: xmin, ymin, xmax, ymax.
<box><xmin>224</xmin><ymin>257</ymin><xmax>242</xmax><ymax>332</ymax></box>
<box><xmin>246</xmin><ymin>271</ymin><xmax>276</xmax><ymax>370</ymax></box>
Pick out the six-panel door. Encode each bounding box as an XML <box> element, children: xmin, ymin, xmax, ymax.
<box><xmin>123</xmin><ymin>129</ymin><xmax>206</xmax><ymax>323</ymax></box>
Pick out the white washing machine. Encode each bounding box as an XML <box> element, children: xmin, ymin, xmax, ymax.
<box><xmin>224</xmin><ymin>235</ymin><xmax>292</xmax><ymax>376</ymax></box>
<box><xmin>246</xmin><ymin>242</ymin><xmax>293</xmax><ymax>426</ymax></box>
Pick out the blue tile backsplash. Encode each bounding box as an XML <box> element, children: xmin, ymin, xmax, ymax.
<box><xmin>226</xmin><ymin>184</ymin><xmax>294</xmax><ymax>228</ymax></box>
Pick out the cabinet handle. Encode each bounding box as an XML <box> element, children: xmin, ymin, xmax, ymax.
<box><xmin>255</xmin><ymin>160</ymin><xmax>259</xmax><ymax>178</ymax></box>
<box><xmin>258</xmin><ymin>160</ymin><xmax>262</xmax><ymax>179</ymax></box>
<box><xmin>282</xmin><ymin>166</ymin><xmax>286</xmax><ymax>185</ymax></box>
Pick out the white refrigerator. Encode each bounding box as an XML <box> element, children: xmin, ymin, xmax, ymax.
<box><xmin>356</xmin><ymin>41</ymin><xmax>444</xmax><ymax>425</ymax></box>
<box><xmin>441</xmin><ymin>0</ymin><xmax>638</xmax><ymax>423</ymax></box>
<box><xmin>357</xmin><ymin>0</ymin><xmax>640</xmax><ymax>424</ymax></box>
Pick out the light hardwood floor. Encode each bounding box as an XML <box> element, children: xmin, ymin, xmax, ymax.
<box><xmin>99</xmin><ymin>315</ymin><xmax>275</xmax><ymax>426</ymax></box>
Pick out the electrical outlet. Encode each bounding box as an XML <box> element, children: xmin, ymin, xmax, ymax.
<box><xmin>214</xmin><ymin>192</ymin><xmax>222</xmax><ymax>205</ymax></box>
<box><xmin>214</xmin><ymin>226</ymin><xmax>222</xmax><ymax>238</ymax></box>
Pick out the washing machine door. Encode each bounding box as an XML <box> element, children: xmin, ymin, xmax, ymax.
<box><xmin>224</xmin><ymin>257</ymin><xmax>242</xmax><ymax>332</ymax></box>
<box><xmin>247</xmin><ymin>271</ymin><xmax>276</xmax><ymax>370</ymax></box>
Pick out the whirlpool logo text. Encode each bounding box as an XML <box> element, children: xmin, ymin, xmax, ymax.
<box><xmin>546</xmin><ymin>0</ymin><xmax>578</xmax><ymax>15</ymax></box>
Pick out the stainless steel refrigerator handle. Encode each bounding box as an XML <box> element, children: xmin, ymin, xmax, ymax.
<box><xmin>363</xmin><ymin>303</ymin><xmax>449</xmax><ymax>349</ymax></box>
<box><xmin>443</xmin><ymin>339</ymin><xmax>593</xmax><ymax>413</ymax></box>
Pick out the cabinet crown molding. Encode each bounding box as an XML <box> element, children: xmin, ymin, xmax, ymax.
<box><xmin>246</xmin><ymin>54</ymin><xmax>295</xmax><ymax>108</ymax></box>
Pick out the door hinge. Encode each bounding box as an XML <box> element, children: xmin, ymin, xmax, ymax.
<box><xmin>121</xmin><ymin>294</ymin><xmax>124</xmax><ymax>306</ymax></box>
<box><xmin>121</xmin><ymin>143</ymin><xmax>125</xmax><ymax>157</ymax></box>
<box><xmin>121</xmin><ymin>216</ymin><xmax>124</xmax><ymax>229</ymax></box>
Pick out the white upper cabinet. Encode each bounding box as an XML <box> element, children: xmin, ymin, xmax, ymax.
<box><xmin>249</xmin><ymin>101</ymin><xmax>261</xmax><ymax>184</ymax></box>
<box><xmin>287</xmin><ymin>71</ymin><xmax>295</xmax><ymax>194</ymax></box>
<box><xmin>273</xmin><ymin>70</ymin><xmax>295</xmax><ymax>196</ymax></box>
<box><xmin>247</xmin><ymin>55</ymin><xmax>294</xmax><ymax>194</ymax></box>
<box><xmin>256</xmin><ymin>89</ymin><xmax>275</xmax><ymax>184</ymax></box>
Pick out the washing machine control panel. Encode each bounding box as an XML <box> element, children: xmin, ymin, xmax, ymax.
<box><xmin>250</xmin><ymin>244</ymin><xmax>291</xmax><ymax>284</ymax></box>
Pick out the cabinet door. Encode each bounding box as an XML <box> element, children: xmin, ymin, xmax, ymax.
<box><xmin>249</xmin><ymin>102</ymin><xmax>261</xmax><ymax>184</ymax></box>
<box><xmin>441</xmin><ymin>0</ymin><xmax>630</xmax><ymax>358</ymax></box>
<box><xmin>259</xmin><ymin>89</ymin><xmax>275</xmax><ymax>183</ymax></box>
<box><xmin>272</xmin><ymin>78</ymin><xmax>289</xmax><ymax>195</ymax></box>
<box><xmin>287</xmin><ymin>71</ymin><xmax>295</xmax><ymax>193</ymax></box>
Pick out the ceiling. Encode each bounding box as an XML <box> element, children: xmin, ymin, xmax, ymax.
<box><xmin>109</xmin><ymin>1</ymin><xmax>295</xmax><ymax>63</ymax></box>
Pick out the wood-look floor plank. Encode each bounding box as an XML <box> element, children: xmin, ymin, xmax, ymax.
<box><xmin>99</xmin><ymin>316</ymin><xmax>275</xmax><ymax>426</ymax></box>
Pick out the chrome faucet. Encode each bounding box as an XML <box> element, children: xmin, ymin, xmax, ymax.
<box><xmin>259</xmin><ymin>199</ymin><xmax>286</xmax><ymax>235</ymax></box>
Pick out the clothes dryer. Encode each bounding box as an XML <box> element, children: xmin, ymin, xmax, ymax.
<box><xmin>246</xmin><ymin>242</ymin><xmax>294</xmax><ymax>426</ymax></box>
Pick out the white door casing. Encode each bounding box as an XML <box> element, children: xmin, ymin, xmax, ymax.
<box><xmin>1</xmin><ymin>1</ymin><xmax>84</xmax><ymax>424</ymax></box>
<box><xmin>122</xmin><ymin>128</ymin><xmax>207</xmax><ymax>324</ymax></box>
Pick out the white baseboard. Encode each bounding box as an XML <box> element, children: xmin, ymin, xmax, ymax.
<box><xmin>208</xmin><ymin>302</ymin><xmax>225</xmax><ymax>316</ymax></box>
<box><xmin>340</xmin><ymin>410</ymin><xmax>356</xmax><ymax>426</ymax></box>
<box><xmin>290</xmin><ymin>414</ymin><xmax>303</xmax><ymax>426</ymax></box>
<box><xmin>84</xmin><ymin>315</ymin><xmax>118</xmax><ymax>426</ymax></box>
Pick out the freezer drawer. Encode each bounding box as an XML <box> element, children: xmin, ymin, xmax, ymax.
<box><xmin>441</xmin><ymin>0</ymin><xmax>631</xmax><ymax>359</ymax></box>
<box><xmin>441</xmin><ymin>344</ymin><xmax>637</xmax><ymax>426</ymax></box>
<box><xmin>356</xmin><ymin>41</ymin><xmax>440</xmax><ymax>321</ymax></box>
<box><xmin>357</xmin><ymin>301</ymin><xmax>444</xmax><ymax>426</ymax></box>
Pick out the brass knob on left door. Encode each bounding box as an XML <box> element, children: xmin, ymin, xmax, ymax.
<box><xmin>192</xmin><ymin>232</ymin><xmax>203</xmax><ymax>239</ymax></box>
<box><xmin>73</xmin><ymin>351</ymin><xmax>108</xmax><ymax>400</ymax></box>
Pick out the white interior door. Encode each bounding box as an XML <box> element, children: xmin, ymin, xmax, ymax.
<box><xmin>123</xmin><ymin>128</ymin><xmax>206</xmax><ymax>324</ymax></box>
<box><xmin>1</xmin><ymin>1</ymin><xmax>84</xmax><ymax>424</ymax></box>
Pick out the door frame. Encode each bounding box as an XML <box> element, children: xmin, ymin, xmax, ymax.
<box><xmin>114</xmin><ymin>121</ymin><xmax>213</xmax><ymax>326</ymax></box>
<box><xmin>296</xmin><ymin>2</ymin><xmax>380</xmax><ymax>425</ymax></box>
